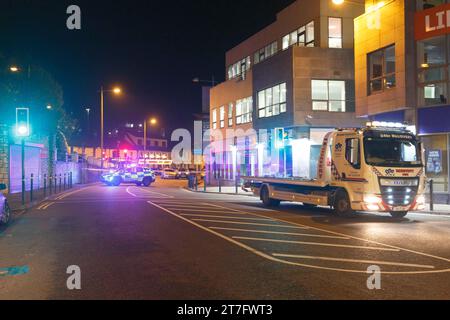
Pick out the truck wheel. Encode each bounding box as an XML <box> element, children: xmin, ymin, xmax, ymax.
<box><xmin>261</xmin><ymin>186</ymin><xmax>280</xmax><ymax>207</ymax></box>
<box><xmin>390</xmin><ymin>211</ymin><xmax>408</xmax><ymax>218</ymax></box>
<box><xmin>143</xmin><ymin>177</ymin><xmax>152</xmax><ymax>187</ymax></box>
<box><xmin>1</xmin><ymin>201</ymin><xmax>11</xmax><ymax>225</ymax></box>
<box><xmin>111</xmin><ymin>177</ymin><xmax>121</xmax><ymax>187</ymax></box>
<box><xmin>333</xmin><ymin>190</ymin><xmax>354</xmax><ymax>217</ymax></box>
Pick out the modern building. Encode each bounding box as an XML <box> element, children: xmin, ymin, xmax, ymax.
<box><xmin>354</xmin><ymin>0</ymin><xmax>450</xmax><ymax>203</ymax></box>
<box><xmin>209</xmin><ymin>0</ymin><xmax>365</xmax><ymax>183</ymax></box>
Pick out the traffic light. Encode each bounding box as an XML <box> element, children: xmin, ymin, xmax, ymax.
<box><xmin>16</xmin><ymin>108</ymin><xmax>30</xmax><ymax>137</ymax></box>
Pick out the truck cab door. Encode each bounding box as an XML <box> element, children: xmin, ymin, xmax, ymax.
<box><xmin>332</xmin><ymin>135</ymin><xmax>363</xmax><ymax>183</ymax></box>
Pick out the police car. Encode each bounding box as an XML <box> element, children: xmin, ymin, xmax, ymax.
<box><xmin>101</xmin><ymin>167</ymin><xmax>155</xmax><ymax>187</ymax></box>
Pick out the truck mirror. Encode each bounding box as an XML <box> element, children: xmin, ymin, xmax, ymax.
<box><xmin>0</xmin><ymin>183</ymin><xmax>7</xmax><ymax>191</ymax></box>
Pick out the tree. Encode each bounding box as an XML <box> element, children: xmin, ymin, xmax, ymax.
<box><xmin>0</xmin><ymin>55</ymin><xmax>78</xmax><ymax>157</ymax></box>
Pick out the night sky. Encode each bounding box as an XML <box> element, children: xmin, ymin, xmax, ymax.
<box><xmin>0</xmin><ymin>0</ymin><xmax>295</xmax><ymax>139</ymax></box>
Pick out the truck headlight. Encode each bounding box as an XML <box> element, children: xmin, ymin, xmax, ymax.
<box><xmin>364</xmin><ymin>194</ymin><xmax>382</xmax><ymax>204</ymax></box>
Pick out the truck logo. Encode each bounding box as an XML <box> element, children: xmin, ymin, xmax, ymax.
<box><xmin>385</xmin><ymin>169</ymin><xmax>395</xmax><ymax>176</ymax></box>
<box><xmin>335</xmin><ymin>143</ymin><xmax>343</xmax><ymax>152</ymax></box>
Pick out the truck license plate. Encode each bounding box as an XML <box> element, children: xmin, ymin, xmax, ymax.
<box><xmin>393</xmin><ymin>206</ymin><xmax>408</xmax><ymax>212</ymax></box>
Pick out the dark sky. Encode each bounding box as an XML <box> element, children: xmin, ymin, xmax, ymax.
<box><xmin>0</xmin><ymin>0</ymin><xmax>295</xmax><ymax>138</ymax></box>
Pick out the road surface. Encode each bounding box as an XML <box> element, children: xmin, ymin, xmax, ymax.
<box><xmin>0</xmin><ymin>179</ymin><xmax>449</xmax><ymax>299</ymax></box>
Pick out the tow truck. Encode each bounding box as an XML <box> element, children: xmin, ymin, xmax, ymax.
<box><xmin>243</xmin><ymin>122</ymin><xmax>426</xmax><ymax>218</ymax></box>
<box><xmin>101</xmin><ymin>166</ymin><xmax>155</xmax><ymax>187</ymax></box>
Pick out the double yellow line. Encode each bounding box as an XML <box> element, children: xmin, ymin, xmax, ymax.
<box><xmin>37</xmin><ymin>201</ymin><xmax>54</xmax><ymax>210</ymax></box>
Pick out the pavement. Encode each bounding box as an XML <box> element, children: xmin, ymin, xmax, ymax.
<box><xmin>0</xmin><ymin>178</ymin><xmax>449</xmax><ymax>299</ymax></box>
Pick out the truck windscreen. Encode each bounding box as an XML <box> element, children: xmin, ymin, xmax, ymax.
<box><xmin>364</xmin><ymin>133</ymin><xmax>422</xmax><ymax>168</ymax></box>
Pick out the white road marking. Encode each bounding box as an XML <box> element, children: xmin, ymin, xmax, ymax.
<box><xmin>180</xmin><ymin>214</ymin><xmax>272</xmax><ymax>221</ymax></box>
<box><xmin>209</xmin><ymin>227</ymin><xmax>350</xmax><ymax>240</ymax></box>
<box><xmin>170</xmin><ymin>208</ymin><xmax>265</xmax><ymax>216</ymax></box>
<box><xmin>148</xmin><ymin>201</ymin><xmax>450</xmax><ymax>274</ymax></box>
<box><xmin>272</xmin><ymin>253</ymin><xmax>435</xmax><ymax>269</ymax></box>
<box><xmin>207</xmin><ymin>203</ymin><xmax>450</xmax><ymax>264</ymax></box>
<box><xmin>233</xmin><ymin>236</ymin><xmax>400</xmax><ymax>252</ymax></box>
<box><xmin>126</xmin><ymin>187</ymin><xmax>173</xmax><ymax>199</ymax></box>
<box><xmin>191</xmin><ymin>218</ymin><xmax>309</xmax><ymax>229</ymax></box>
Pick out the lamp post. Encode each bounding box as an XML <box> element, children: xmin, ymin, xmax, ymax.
<box><xmin>100</xmin><ymin>86</ymin><xmax>122</xmax><ymax>170</ymax></box>
<box><xmin>143</xmin><ymin>118</ymin><xmax>158</xmax><ymax>152</ymax></box>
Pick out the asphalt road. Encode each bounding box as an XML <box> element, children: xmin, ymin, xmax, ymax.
<box><xmin>0</xmin><ymin>178</ymin><xmax>449</xmax><ymax>300</ymax></box>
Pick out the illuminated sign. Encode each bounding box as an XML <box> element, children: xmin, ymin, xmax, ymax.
<box><xmin>415</xmin><ymin>4</ymin><xmax>450</xmax><ymax>41</ymax></box>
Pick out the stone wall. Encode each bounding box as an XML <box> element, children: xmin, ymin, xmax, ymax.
<box><xmin>0</xmin><ymin>125</ymin><xmax>9</xmax><ymax>193</ymax></box>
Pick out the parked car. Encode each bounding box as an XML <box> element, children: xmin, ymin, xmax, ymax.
<box><xmin>101</xmin><ymin>167</ymin><xmax>155</xmax><ymax>187</ymax></box>
<box><xmin>0</xmin><ymin>183</ymin><xmax>11</xmax><ymax>225</ymax></box>
<box><xmin>177</xmin><ymin>168</ymin><xmax>190</xmax><ymax>179</ymax></box>
<box><xmin>161</xmin><ymin>168</ymin><xmax>178</xmax><ymax>179</ymax></box>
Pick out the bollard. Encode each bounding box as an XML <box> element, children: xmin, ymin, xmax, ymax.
<box><xmin>44</xmin><ymin>174</ymin><xmax>47</xmax><ymax>198</ymax></box>
<box><xmin>49</xmin><ymin>175</ymin><xmax>52</xmax><ymax>195</ymax></box>
<box><xmin>54</xmin><ymin>174</ymin><xmax>57</xmax><ymax>194</ymax></box>
<box><xmin>30</xmin><ymin>173</ymin><xmax>34</xmax><ymax>202</ymax></box>
<box><xmin>70</xmin><ymin>172</ymin><xmax>73</xmax><ymax>188</ymax></box>
<box><xmin>430</xmin><ymin>179</ymin><xmax>434</xmax><ymax>212</ymax></box>
<box><xmin>218</xmin><ymin>174</ymin><xmax>222</xmax><ymax>193</ymax></box>
<box><xmin>195</xmin><ymin>175</ymin><xmax>198</xmax><ymax>191</ymax></box>
<box><xmin>59</xmin><ymin>174</ymin><xmax>62</xmax><ymax>192</ymax></box>
<box><xmin>64</xmin><ymin>173</ymin><xmax>67</xmax><ymax>190</ymax></box>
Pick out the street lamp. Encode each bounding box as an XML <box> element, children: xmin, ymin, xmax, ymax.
<box><xmin>9</xmin><ymin>66</ymin><xmax>19</xmax><ymax>73</ymax></box>
<box><xmin>143</xmin><ymin>117</ymin><xmax>158</xmax><ymax>152</ymax></box>
<box><xmin>192</xmin><ymin>76</ymin><xmax>216</xmax><ymax>86</ymax></box>
<box><xmin>100</xmin><ymin>86</ymin><xmax>122</xmax><ymax>170</ymax></box>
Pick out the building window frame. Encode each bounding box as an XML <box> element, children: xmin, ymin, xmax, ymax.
<box><xmin>282</xmin><ymin>20</ymin><xmax>315</xmax><ymax>51</ymax></box>
<box><xmin>236</xmin><ymin>97</ymin><xmax>253</xmax><ymax>125</ymax></box>
<box><xmin>219</xmin><ymin>106</ymin><xmax>225</xmax><ymax>128</ymax></box>
<box><xmin>258</xmin><ymin>83</ymin><xmax>287</xmax><ymax>118</ymax></box>
<box><xmin>228</xmin><ymin>103</ymin><xmax>234</xmax><ymax>127</ymax></box>
<box><xmin>227</xmin><ymin>56</ymin><xmax>251</xmax><ymax>80</ymax></box>
<box><xmin>328</xmin><ymin>17</ymin><xmax>343</xmax><ymax>49</ymax></box>
<box><xmin>367</xmin><ymin>44</ymin><xmax>396</xmax><ymax>95</ymax></box>
<box><xmin>311</xmin><ymin>79</ymin><xmax>347</xmax><ymax>113</ymax></box>
<box><xmin>212</xmin><ymin>108</ymin><xmax>217</xmax><ymax>130</ymax></box>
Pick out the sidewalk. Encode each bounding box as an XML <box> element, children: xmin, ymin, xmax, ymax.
<box><xmin>187</xmin><ymin>187</ymin><xmax>450</xmax><ymax>215</ymax></box>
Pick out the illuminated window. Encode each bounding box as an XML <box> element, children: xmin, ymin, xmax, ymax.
<box><xmin>258</xmin><ymin>83</ymin><xmax>287</xmax><ymax>118</ymax></box>
<box><xmin>212</xmin><ymin>109</ymin><xmax>217</xmax><ymax>129</ymax></box>
<box><xmin>227</xmin><ymin>56</ymin><xmax>251</xmax><ymax>80</ymax></box>
<box><xmin>312</xmin><ymin>80</ymin><xmax>346</xmax><ymax>112</ymax></box>
<box><xmin>228</xmin><ymin>103</ymin><xmax>234</xmax><ymax>127</ymax></box>
<box><xmin>282</xmin><ymin>20</ymin><xmax>314</xmax><ymax>50</ymax></box>
<box><xmin>236</xmin><ymin>97</ymin><xmax>253</xmax><ymax>124</ymax></box>
<box><xmin>328</xmin><ymin>17</ymin><xmax>342</xmax><ymax>49</ymax></box>
<box><xmin>220</xmin><ymin>106</ymin><xmax>225</xmax><ymax>128</ymax></box>
<box><xmin>254</xmin><ymin>41</ymin><xmax>278</xmax><ymax>65</ymax></box>
<box><xmin>368</xmin><ymin>45</ymin><xmax>396</xmax><ymax>95</ymax></box>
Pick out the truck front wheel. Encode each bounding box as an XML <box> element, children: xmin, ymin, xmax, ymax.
<box><xmin>390</xmin><ymin>211</ymin><xmax>408</xmax><ymax>218</ymax></box>
<box><xmin>261</xmin><ymin>186</ymin><xmax>280</xmax><ymax>207</ymax></box>
<box><xmin>333</xmin><ymin>190</ymin><xmax>354</xmax><ymax>217</ymax></box>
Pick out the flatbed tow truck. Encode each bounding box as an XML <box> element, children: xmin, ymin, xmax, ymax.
<box><xmin>243</xmin><ymin>122</ymin><xmax>426</xmax><ymax>218</ymax></box>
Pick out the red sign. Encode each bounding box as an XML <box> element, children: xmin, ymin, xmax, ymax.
<box><xmin>415</xmin><ymin>4</ymin><xmax>450</xmax><ymax>41</ymax></box>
